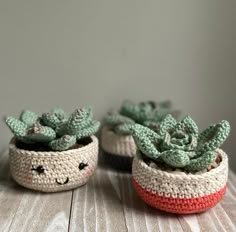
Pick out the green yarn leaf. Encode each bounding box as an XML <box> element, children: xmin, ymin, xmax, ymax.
<box><xmin>41</xmin><ymin>112</ymin><xmax>66</xmax><ymax>129</ymax></box>
<box><xmin>5</xmin><ymin>117</ymin><xmax>27</xmax><ymax>138</ymax></box>
<box><xmin>104</xmin><ymin>112</ymin><xmax>135</xmax><ymax>126</ymax></box>
<box><xmin>58</xmin><ymin>107</ymin><xmax>92</xmax><ymax>135</ymax></box>
<box><xmin>19</xmin><ymin>110</ymin><xmax>39</xmax><ymax>127</ymax></box>
<box><xmin>129</xmin><ymin>124</ymin><xmax>161</xmax><ymax>159</ymax></box>
<box><xmin>114</xmin><ymin>123</ymin><xmax>133</xmax><ymax>135</ymax></box>
<box><xmin>160</xmin><ymin>150</ymin><xmax>191</xmax><ymax>168</ymax></box>
<box><xmin>158</xmin><ymin>114</ymin><xmax>177</xmax><ymax>136</ymax></box>
<box><xmin>175</xmin><ymin>116</ymin><xmax>198</xmax><ymax>136</ymax></box>
<box><xmin>51</xmin><ymin>108</ymin><xmax>67</xmax><ymax>119</ymax></box>
<box><xmin>26</xmin><ymin>126</ymin><xmax>56</xmax><ymax>142</ymax></box>
<box><xmin>49</xmin><ymin>135</ymin><xmax>77</xmax><ymax>151</ymax></box>
<box><xmin>184</xmin><ymin>151</ymin><xmax>216</xmax><ymax>172</ymax></box>
<box><xmin>196</xmin><ymin>120</ymin><xmax>230</xmax><ymax>154</ymax></box>
<box><xmin>76</xmin><ymin>120</ymin><xmax>100</xmax><ymax>140</ymax></box>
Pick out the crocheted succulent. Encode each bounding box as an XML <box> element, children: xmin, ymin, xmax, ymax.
<box><xmin>129</xmin><ymin>114</ymin><xmax>230</xmax><ymax>172</ymax></box>
<box><xmin>5</xmin><ymin>107</ymin><xmax>100</xmax><ymax>151</ymax></box>
<box><xmin>104</xmin><ymin>100</ymin><xmax>181</xmax><ymax>135</ymax></box>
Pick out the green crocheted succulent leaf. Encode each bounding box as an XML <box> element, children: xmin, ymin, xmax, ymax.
<box><xmin>104</xmin><ymin>112</ymin><xmax>135</xmax><ymax>126</ymax></box>
<box><xmin>19</xmin><ymin>110</ymin><xmax>39</xmax><ymax>127</ymax></box>
<box><xmin>175</xmin><ymin>116</ymin><xmax>198</xmax><ymax>136</ymax></box>
<box><xmin>49</xmin><ymin>135</ymin><xmax>77</xmax><ymax>151</ymax></box>
<box><xmin>59</xmin><ymin>108</ymin><xmax>92</xmax><ymax>135</ymax></box>
<box><xmin>160</xmin><ymin>150</ymin><xmax>191</xmax><ymax>168</ymax></box>
<box><xmin>129</xmin><ymin>124</ymin><xmax>161</xmax><ymax>159</ymax></box>
<box><xmin>5</xmin><ymin>117</ymin><xmax>27</xmax><ymax>137</ymax></box>
<box><xmin>41</xmin><ymin>112</ymin><xmax>66</xmax><ymax>129</ymax></box>
<box><xmin>51</xmin><ymin>108</ymin><xmax>67</xmax><ymax>119</ymax></box>
<box><xmin>184</xmin><ymin>151</ymin><xmax>216</xmax><ymax>172</ymax></box>
<box><xmin>196</xmin><ymin>120</ymin><xmax>230</xmax><ymax>154</ymax></box>
<box><xmin>76</xmin><ymin>120</ymin><xmax>100</xmax><ymax>140</ymax></box>
<box><xmin>26</xmin><ymin>126</ymin><xmax>56</xmax><ymax>142</ymax></box>
<box><xmin>158</xmin><ymin>114</ymin><xmax>177</xmax><ymax>136</ymax></box>
<box><xmin>114</xmin><ymin>123</ymin><xmax>133</xmax><ymax>135</ymax></box>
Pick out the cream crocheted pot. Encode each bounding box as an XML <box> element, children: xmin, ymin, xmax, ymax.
<box><xmin>9</xmin><ymin>136</ymin><xmax>98</xmax><ymax>192</ymax></box>
<box><xmin>101</xmin><ymin>126</ymin><xmax>137</xmax><ymax>171</ymax></box>
<box><xmin>132</xmin><ymin>149</ymin><xmax>228</xmax><ymax>214</ymax></box>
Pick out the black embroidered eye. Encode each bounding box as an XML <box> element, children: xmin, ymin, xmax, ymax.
<box><xmin>79</xmin><ymin>162</ymin><xmax>88</xmax><ymax>170</ymax></box>
<box><xmin>31</xmin><ymin>165</ymin><xmax>45</xmax><ymax>174</ymax></box>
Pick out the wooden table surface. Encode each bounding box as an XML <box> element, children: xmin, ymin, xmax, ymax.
<box><xmin>0</xmin><ymin>148</ymin><xmax>236</xmax><ymax>232</ymax></box>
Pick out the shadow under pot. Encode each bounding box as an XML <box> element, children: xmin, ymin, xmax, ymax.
<box><xmin>9</xmin><ymin>136</ymin><xmax>99</xmax><ymax>192</ymax></box>
<box><xmin>101</xmin><ymin>126</ymin><xmax>137</xmax><ymax>172</ymax></box>
<box><xmin>132</xmin><ymin>149</ymin><xmax>228</xmax><ymax>214</ymax></box>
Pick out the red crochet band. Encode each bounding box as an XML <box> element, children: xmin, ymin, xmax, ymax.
<box><xmin>132</xmin><ymin>177</ymin><xmax>227</xmax><ymax>214</ymax></box>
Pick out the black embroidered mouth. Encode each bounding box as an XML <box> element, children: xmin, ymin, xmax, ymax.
<box><xmin>56</xmin><ymin>177</ymin><xmax>69</xmax><ymax>185</ymax></box>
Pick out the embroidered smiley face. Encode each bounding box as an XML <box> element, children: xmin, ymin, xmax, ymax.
<box><xmin>30</xmin><ymin>160</ymin><xmax>91</xmax><ymax>186</ymax></box>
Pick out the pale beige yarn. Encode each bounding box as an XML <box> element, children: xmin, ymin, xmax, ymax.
<box><xmin>9</xmin><ymin>136</ymin><xmax>99</xmax><ymax>192</ymax></box>
<box><xmin>101</xmin><ymin>126</ymin><xmax>136</xmax><ymax>157</ymax></box>
<box><xmin>132</xmin><ymin>149</ymin><xmax>228</xmax><ymax>198</ymax></box>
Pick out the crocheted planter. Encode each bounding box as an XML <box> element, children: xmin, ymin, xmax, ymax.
<box><xmin>9</xmin><ymin>136</ymin><xmax>99</xmax><ymax>192</ymax></box>
<box><xmin>101</xmin><ymin>126</ymin><xmax>136</xmax><ymax>171</ymax></box>
<box><xmin>132</xmin><ymin>149</ymin><xmax>228</xmax><ymax>214</ymax></box>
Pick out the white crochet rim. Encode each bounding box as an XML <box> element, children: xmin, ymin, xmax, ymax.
<box><xmin>9</xmin><ymin>136</ymin><xmax>99</xmax><ymax>192</ymax></box>
<box><xmin>132</xmin><ymin>149</ymin><xmax>228</xmax><ymax>198</ymax></box>
<box><xmin>101</xmin><ymin>126</ymin><xmax>136</xmax><ymax>157</ymax></box>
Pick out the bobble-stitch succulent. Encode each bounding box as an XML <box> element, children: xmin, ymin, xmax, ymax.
<box><xmin>104</xmin><ymin>100</ymin><xmax>181</xmax><ymax>135</ymax></box>
<box><xmin>5</xmin><ymin>107</ymin><xmax>100</xmax><ymax>151</ymax></box>
<box><xmin>129</xmin><ymin>114</ymin><xmax>230</xmax><ymax>172</ymax></box>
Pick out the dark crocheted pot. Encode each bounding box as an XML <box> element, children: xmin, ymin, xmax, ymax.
<box><xmin>101</xmin><ymin>126</ymin><xmax>136</xmax><ymax>172</ymax></box>
<box><xmin>132</xmin><ymin>149</ymin><xmax>228</xmax><ymax>214</ymax></box>
<box><xmin>103</xmin><ymin>152</ymin><xmax>133</xmax><ymax>172</ymax></box>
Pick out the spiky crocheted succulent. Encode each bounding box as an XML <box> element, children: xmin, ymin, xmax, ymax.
<box><xmin>129</xmin><ymin>114</ymin><xmax>230</xmax><ymax>172</ymax></box>
<box><xmin>104</xmin><ymin>100</ymin><xmax>181</xmax><ymax>135</ymax></box>
<box><xmin>5</xmin><ymin>107</ymin><xmax>100</xmax><ymax>151</ymax></box>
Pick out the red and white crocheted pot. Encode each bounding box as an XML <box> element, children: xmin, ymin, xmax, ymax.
<box><xmin>132</xmin><ymin>149</ymin><xmax>228</xmax><ymax>214</ymax></box>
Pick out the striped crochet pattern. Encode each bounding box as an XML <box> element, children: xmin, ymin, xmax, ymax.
<box><xmin>132</xmin><ymin>149</ymin><xmax>228</xmax><ymax>214</ymax></box>
<box><xmin>9</xmin><ymin>136</ymin><xmax>99</xmax><ymax>192</ymax></box>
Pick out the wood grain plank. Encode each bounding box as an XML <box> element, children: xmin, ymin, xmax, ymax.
<box><xmin>69</xmin><ymin>167</ymin><xmax>127</xmax><ymax>232</ymax></box>
<box><xmin>118</xmin><ymin>172</ymin><xmax>184</xmax><ymax>232</ymax></box>
<box><xmin>0</xmin><ymin>149</ymin><xmax>72</xmax><ymax>232</ymax></box>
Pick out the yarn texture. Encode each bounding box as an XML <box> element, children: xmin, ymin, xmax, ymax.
<box><xmin>9</xmin><ymin>136</ymin><xmax>99</xmax><ymax>192</ymax></box>
<box><xmin>5</xmin><ymin>107</ymin><xmax>100</xmax><ymax>151</ymax></box>
<box><xmin>132</xmin><ymin>149</ymin><xmax>228</xmax><ymax>214</ymax></box>
<box><xmin>129</xmin><ymin>115</ymin><xmax>230</xmax><ymax>172</ymax></box>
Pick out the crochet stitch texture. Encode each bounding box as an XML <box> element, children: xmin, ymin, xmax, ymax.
<box><xmin>129</xmin><ymin>114</ymin><xmax>230</xmax><ymax>172</ymax></box>
<box><xmin>132</xmin><ymin>149</ymin><xmax>228</xmax><ymax>214</ymax></box>
<box><xmin>9</xmin><ymin>136</ymin><xmax>99</xmax><ymax>192</ymax></box>
<box><xmin>5</xmin><ymin>108</ymin><xmax>100</xmax><ymax>151</ymax></box>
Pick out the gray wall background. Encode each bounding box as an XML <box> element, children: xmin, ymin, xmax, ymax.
<box><xmin>0</xmin><ymin>1</ymin><xmax>235</xmax><ymax>170</ymax></box>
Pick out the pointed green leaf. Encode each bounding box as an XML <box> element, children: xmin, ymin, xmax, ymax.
<box><xmin>129</xmin><ymin>124</ymin><xmax>161</xmax><ymax>159</ymax></box>
<box><xmin>158</xmin><ymin>114</ymin><xmax>177</xmax><ymax>136</ymax></box>
<box><xmin>5</xmin><ymin>117</ymin><xmax>27</xmax><ymax>137</ymax></box>
<box><xmin>104</xmin><ymin>112</ymin><xmax>135</xmax><ymax>126</ymax></box>
<box><xmin>184</xmin><ymin>151</ymin><xmax>216</xmax><ymax>172</ymax></box>
<box><xmin>161</xmin><ymin>150</ymin><xmax>190</xmax><ymax>168</ymax></box>
<box><xmin>49</xmin><ymin>135</ymin><xmax>76</xmax><ymax>151</ymax></box>
<box><xmin>20</xmin><ymin>110</ymin><xmax>39</xmax><ymax>127</ymax></box>
<box><xmin>26</xmin><ymin>126</ymin><xmax>56</xmax><ymax>142</ymax></box>
<box><xmin>197</xmin><ymin>120</ymin><xmax>230</xmax><ymax>153</ymax></box>
<box><xmin>176</xmin><ymin>116</ymin><xmax>198</xmax><ymax>136</ymax></box>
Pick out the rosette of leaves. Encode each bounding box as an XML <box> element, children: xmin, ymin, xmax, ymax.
<box><xmin>129</xmin><ymin>114</ymin><xmax>230</xmax><ymax>172</ymax></box>
<box><xmin>5</xmin><ymin>107</ymin><xmax>100</xmax><ymax>151</ymax></box>
<box><xmin>104</xmin><ymin>100</ymin><xmax>181</xmax><ymax>135</ymax></box>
